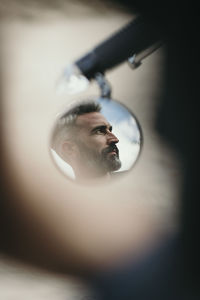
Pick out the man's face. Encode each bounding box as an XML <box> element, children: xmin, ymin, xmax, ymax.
<box><xmin>73</xmin><ymin>112</ymin><xmax>121</xmax><ymax>173</ymax></box>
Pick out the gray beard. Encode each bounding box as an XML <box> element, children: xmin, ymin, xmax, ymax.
<box><xmin>76</xmin><ymin>141</ymin><xmax>121</xmax><ymax>174</ymax></box>
<box><xmin>101</xmin><ymin>145</ymin><xmax>121</xmax><ymax>172</ymax></box>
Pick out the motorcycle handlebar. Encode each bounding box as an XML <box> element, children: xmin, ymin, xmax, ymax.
<box><xmin>75</xmin><ymin>16</ymin><xmax>161</xmax><ymax>79</ymax></box>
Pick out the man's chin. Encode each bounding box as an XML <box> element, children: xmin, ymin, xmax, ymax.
<box><xmin>106</xmin><ymin>157</ymin><xmax>121</xmax><ymax>172</ymax></box>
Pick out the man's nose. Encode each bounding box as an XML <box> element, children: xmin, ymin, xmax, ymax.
<box><xmin>107</xmin><ymin>131</ymin><xmax>119</xmax><ymax>144</ymax></box>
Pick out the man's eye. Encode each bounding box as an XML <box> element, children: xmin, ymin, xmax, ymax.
<box><xmin>96</xmin><ymin>129</ymin><xmax>104</xmax><ymax>134</ymax></box>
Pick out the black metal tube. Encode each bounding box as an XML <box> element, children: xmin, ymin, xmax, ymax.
<box><xmin>75</xmin><ymin>16</ymin><xmax>161</xmax><ymax>79</ymax></box>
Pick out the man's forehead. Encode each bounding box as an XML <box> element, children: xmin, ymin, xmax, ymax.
<box><xmin>76</xmin><ymin>112</ymin><xmax>110</xmax><ymax>128</ymax></box>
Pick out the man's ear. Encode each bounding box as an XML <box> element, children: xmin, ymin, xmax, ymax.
<box><xmin>60</xmin><ymin>140</ymin><xmax>78</xmax><ymax>162</ymax></box>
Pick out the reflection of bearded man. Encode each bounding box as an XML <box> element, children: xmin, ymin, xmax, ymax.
<box><xmin>52</xmin><ymin>101</ymin><xmax>121</xmax><ymax>182</ymax></box>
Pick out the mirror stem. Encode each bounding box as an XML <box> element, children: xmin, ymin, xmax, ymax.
<box><xmin>95</xmin><ymin>72</ymin><xmax>112</xmax><ymax>99</ymax></box>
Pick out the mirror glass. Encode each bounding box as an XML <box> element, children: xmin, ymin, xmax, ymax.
<box><xmin>50</xmin><ymin>97</ymin><xmax>142</xmax><ymax>184</ymax></box>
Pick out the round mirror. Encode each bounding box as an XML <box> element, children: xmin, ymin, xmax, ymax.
<box><xmin>50</xmin><ymin>98</ymin><xmax>142</xmax><ymax>184</ymax></box>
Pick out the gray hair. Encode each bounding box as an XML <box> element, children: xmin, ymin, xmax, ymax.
<box><xmin>51</xmin><ymin>100</ymin><xmax>101</xmax><ymax>151</ymax></box>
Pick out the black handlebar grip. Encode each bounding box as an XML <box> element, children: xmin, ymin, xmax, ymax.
<box><xmin>75</xmin><ymin>16</ymin><xmax>161</xmax><ymax>79</ymax></box>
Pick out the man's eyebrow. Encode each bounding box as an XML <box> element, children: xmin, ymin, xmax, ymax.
<box><xmin>91</xmin><ymin>125</ymin><xmax>106</xmax><ymax>133</ymax></box>
<box><xmin>90</xmin><ymin>124</ymin><xmax>112</xmax><ymax>133</ymax></box>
